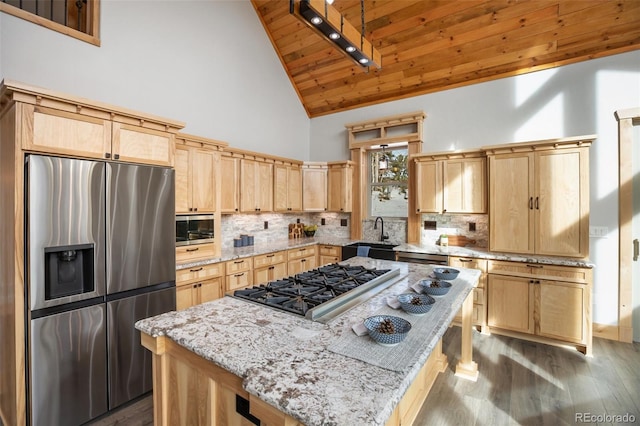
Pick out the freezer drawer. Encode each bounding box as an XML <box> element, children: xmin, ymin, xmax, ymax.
<box><xmin>107</xmin><ymin>286</ymin><xmax>176</xmax><ymax>409</ymax></box>
<box><xmin>30</xmin><ymin>304</ymin><xmax>107</xmax><ymax>426</ymax></box>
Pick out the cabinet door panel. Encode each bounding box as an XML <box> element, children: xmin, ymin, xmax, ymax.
<box><xmin>174</xmin><ymin>147</ymin><xmax>191</xmax><ymax>213</ymax></box>
<box><xmin>415</xmin><ymin>161</ymin><xmax>441</xmax><ymax>213</ymax></box>
<box><xmin>257</xmin><ymin>162</ymin><xmax>273</xmax><ymax>211</ymax></box>
<box><xmin>537</xmin><ymin>281</ymin><xmax>584</xmax><ymax>343</ymax></box>
<box><xmin>274</xmin><ymin>165</ymin><xmax>289</xmax><ymax>212</ymax></box>
<box><xmin>535</xmin><ymin>150</ymin><xmax>583</xmax><ymax>256</ymax></box>
<box><xmin>488</xmin><ymin>275</ymin><xmax>534</xmax><ymax>334</ymax></box>
<box><xmin>288</xmin><ymin>167</ymin><xmax>303</xmax><ymax>211</ymax></box>
<box><xmin>112</xmin><ymin>123</ymin><xmax>173</xmax><ymax>166</ymax></box>
<box><xmin>220</xmin><ymin>156</ymin><xmax>239</xmax><ymax>213</ymax></box>
<box><xmin>303</xmin><ymin>168</ymin><xmax>327</xmax><ymax>211</ymax></box>
<box><xmin>240</xmin><ymin>160</ymin><xmax>257</xmax><ymax>212</ymax></box>
<box><xmin>199</xmin><ymin>279</ymin><xmax>223</xmax><ymax>304</ymax></box>
<box><xmin>191</xmin><ymin>149</ymin><xmax>215</xmax><ymax>213</ymax></box>
<box><xmin>489</xmin><ymin>153</ymin><xmax>534</xmax><ymax>253</ymax></box>
<box><xmin>444</xmin><ymin>158</ymin><xmax>486</xmax><ymax>213</ymax></box>
<box><xmin>27</xmin><ymin>105</ymin><xmax>111</xmax><ymax>158</ymax></box>
<box><xmin>176</xmin><ymin>285</ymin><xmax>195</xmax><ymax>310</ymax></box>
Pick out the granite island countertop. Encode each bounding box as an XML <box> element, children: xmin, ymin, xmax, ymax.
<box><xmin>136</xmin><ymin>257</ymin><xmax>481</xmax><ymax>426</ymax></box>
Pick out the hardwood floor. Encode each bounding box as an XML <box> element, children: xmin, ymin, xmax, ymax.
<box><xmin>90</xmin><ymin>329</ymin><xmax>639</xmax><ymax>426</ymax></box>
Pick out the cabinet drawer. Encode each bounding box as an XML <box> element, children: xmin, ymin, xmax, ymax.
<box><xmin>226</xmin><ymin>258</ymin><xmax>252</xmax><ymax>274</ymax></box>
<box><xmin>226</xmin><ymin>271</ymin><xmax>253</xmax><ymax>291</ymax></box>
<box><xmin>449</xmin><ymin>257</ymin><xmax>487</xmax><ymax>271</ymax></box>
<box><xmin>253</xmin><ymin>251</ymin><xmax>286</xmax><ymax>268</ymax></box>
<box><xmin>176</xmin><ymin>243</ymin><xmax>216</xmax><ymax>263</ymax></box>
<box><xmin>488</xmin><ymin>260</ymin><xmax>590</xmax><ymax>283</ymax></box>
<box><xmin>176</xmin><ymin>262</ymin><xmax>224</xmax><ymax>285</ymax></box>
<box><xmin>288</xmin><ymin>246</ymin><xmax>317</xmax><ymax>261</ymax></box>
<box><xmin>319</xmin><ymin>245</ymin><xmax>341</xmax><ymax>257</ymax></box>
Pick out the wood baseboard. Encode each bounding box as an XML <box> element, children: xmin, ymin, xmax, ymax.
<box><xmin>593</xmin><ymin>323</ymin><xmax>620</xmax><ymax>341</ymax></box>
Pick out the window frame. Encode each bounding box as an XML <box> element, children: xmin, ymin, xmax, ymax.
<box><xmin>0</xmin><ymin>0</ymin><xmax>100</xmax><ymax>46</ymax></box>
<box><xmin>368</xmin><ymin>143</ymin><xmax>409</xmax><ymax>219</ymax></box>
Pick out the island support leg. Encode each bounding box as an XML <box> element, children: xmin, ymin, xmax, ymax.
<box><xmin>455</xmin><ymin>291</ymin><xmax>478</xmax><ymax>381</ymax></box>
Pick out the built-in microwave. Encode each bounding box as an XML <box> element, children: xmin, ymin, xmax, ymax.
<box><xmin>176</xmin><ymin>215</ymin><xmax>214</xmax><ymax>246</ymax></box>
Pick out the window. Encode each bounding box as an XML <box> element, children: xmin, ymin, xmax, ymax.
<box><xmin>369</xmin><ymin>144</ymin><xmax>408</xmax><ymax>217</ymax></box>
<box><xmin>0</xmin><ymin>0</ymin><xmax>100</xmax><ymax>45</ymax></box>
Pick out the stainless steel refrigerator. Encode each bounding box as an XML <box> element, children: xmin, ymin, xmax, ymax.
<box><xmin>26</xmin><ymin>155</ymin><xmax>176</xmax><ymax>426</ymax></box>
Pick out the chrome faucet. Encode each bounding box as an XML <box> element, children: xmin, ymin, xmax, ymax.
<box><xmin>374</xmin><ymin>216</ymin><xmax>389</xmax><ymax>242</ymax></box>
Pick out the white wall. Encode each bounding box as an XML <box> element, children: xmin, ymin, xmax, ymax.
<box><xmin>310</xmin><ymin>51</ymin><xmax>640</xmax><ymax>325</ymax></box>
<box><xmin>0</xmin><ymin>0</ymin><xmax>310</xmax><ymax>160</ymax></box>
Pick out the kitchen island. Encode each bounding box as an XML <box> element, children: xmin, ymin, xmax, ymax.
<box><xmin>136</xmin><ymin>258</ymin><xmax>481</xmax><ymax>425</ymax></box>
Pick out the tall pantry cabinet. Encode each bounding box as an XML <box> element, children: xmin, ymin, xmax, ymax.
<box><xmin>486</xmin><ymin>136</ymin><xmax>594</xmax><ymax>258</ymax></box>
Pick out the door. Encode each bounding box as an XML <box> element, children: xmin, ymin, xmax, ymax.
<box><xmin>30</xmin><ymin>304</ymin><xmax>107</xmax><ymax>426</ymax></box>
<box><xmin>414</xmin><ymin>160</ymin><xmax>441</xmax><ymax>213</ymax></box>
<box><xmin>107</xmin><ymin>286</ymin><xmax>176</xmax><ymax>409</ymax></box>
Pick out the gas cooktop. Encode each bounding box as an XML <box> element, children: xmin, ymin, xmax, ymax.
<box><xmin>233</xmin><ymin>263</ymin><xmax>400</xmax><ymax>323</ymax></box>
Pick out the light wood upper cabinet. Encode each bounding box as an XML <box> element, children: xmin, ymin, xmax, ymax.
<box><xmin>174</xmin><ymin>143</ymin><xmax>216</xmax><ymax>214</ymax></box>
<box><xmin>414</xmin><ymin>159</ymin><xmax>441</xmax><ymax>213</ymax></box>
<box><xmin>413</xmin><ymin>151</ymin><xmax>485</xmax><ymax>214</ymax></box>
<box><xmin>24</xmin><ymin>105</ymin><xmax>111</xmax><ymax>159</ymax></box>
<box><xmin>302</xmin><ymin>163</ymin><xmax>328</xmax><ymax>212</ymax></box>
<box><xmin>220</xmin><ymin>154</ymin><xmax>240</xmax><ymax>213</ymax></box>
<box><xmin>327</xmin><ymin>161</ymin><xmax>353</xmax><ymax>212</ymax></box>
<box><xmin>274</xmin><ymin>164</ymin><xmax>302</xmax><ymax>212</ymax></box>
<box><xmin>240</xmin><ymin>159</ymin><xmax>273</xmax><ymax>213</ymax></box>
<box><xmin>112</xmin><ymin>122</ymin><xmax>174</xmax><ymax>167</ymax></box>
<box><xmin>22</xmin><ymin>104</ymin><xmax>180</xmax><ymax>167</ymax></box>
<box><xmin>487</xmin><ymin>137</ymin><xmax>592</xmax><ymax>257</ymax></box>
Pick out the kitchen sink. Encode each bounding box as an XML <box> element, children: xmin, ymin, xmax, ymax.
<box><xmin>342</xmin><ymin>242</ymin><xmax>399</xmax><ymax>261</ymax></box>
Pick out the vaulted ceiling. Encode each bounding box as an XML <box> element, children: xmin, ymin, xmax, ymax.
<box><xmin>251</xmin><ymin>0</ymin><xmax>640</xmax><ymax>118</ymax></box>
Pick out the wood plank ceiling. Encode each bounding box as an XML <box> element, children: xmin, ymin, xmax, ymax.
<box><xmin>251</xmin><ymin>0</ymin><xmax>640</xmax><ymax>118</ymax></box>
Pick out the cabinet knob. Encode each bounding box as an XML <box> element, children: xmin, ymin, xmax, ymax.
<box><xmin>535</xmin><ymin>196</ymin><xmax>539</xmax><ymax>210</ymax></box>
<box><xmin>114</xmin><ymin>154</ymin><xmax>120</xmax><ymax>160</ymax></box>
<box><xmin>529</xmin><ymin>197</ymin><xmax>533</xmax><ymax>210</ymax></box>
<box><xmin>417</xmin><ymin>209</ymin><xmax>421</xmax><ymax>212</ymax></box>
<box><xmin>186</xmin><ymin>247</ymin><xmax>199</xmax><ymax>252</ymax></box>
<box><xmin>190</xmin><ymin>267</ymin><xmax>203</xmax><ymax>272</ymax></box>
<box><xmin>193</xmin><ymin>207</ymin><xmax>198</xmax><ymax>212</ymax></box>
<box><xmin>105</xmin><ymin>152</ymin><xmax>111</xmax><ymax>159</ymax></box>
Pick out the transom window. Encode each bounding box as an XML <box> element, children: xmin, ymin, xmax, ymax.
<box><xmin>369</xmin><ymin>143</ymin><xmax>408</xmax><ymax>218</ymax></box>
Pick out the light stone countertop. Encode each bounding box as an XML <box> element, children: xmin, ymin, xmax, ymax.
<box><xmin>393</xmin><ymin>243</ymin><xmax>595</xmax><ymax>268</ymax></box>
<box><xmin>136</xmin><ymin>257</ymin><xmax>480</xmax><ymax>426</ymax></box>
<box><xmin>178</xmin><ymin>237</ymin><xmax>594</xmax><ymax>270</ymax></box>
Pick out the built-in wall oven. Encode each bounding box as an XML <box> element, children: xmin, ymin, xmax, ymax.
<box><xmin>176</xmin><ymin>214</ymin><xmax>214</xmax><ymax>246</ymax></box>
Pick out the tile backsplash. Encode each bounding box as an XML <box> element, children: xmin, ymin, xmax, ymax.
<box><xmin>221</xmin><ymin>212</ymin><xmax>487</xmax><ymax>248</ymax></box>
<box><xmin>221</xmin><ymin>212</ymin><xmax>350</xmax><ymax>249</ymax></box>
<box><xmin>420</xmin><ymin>213</ymin><xmax>488</xmax><ymax>247</ymax></box>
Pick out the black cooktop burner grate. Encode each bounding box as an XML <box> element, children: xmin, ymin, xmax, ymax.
<box><xmin>233</xmin><ymin>263</ymin><xmax>391</xmax><ymax>317</ymax></box>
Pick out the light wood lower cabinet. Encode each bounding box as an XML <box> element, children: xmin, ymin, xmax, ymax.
<box><xmin>253</xmin><ymin>251</ymin><xmax>287</xmax><ymax>284</ymax></box>
<box><xmin>287</xmin><ymin>246</ymin><xmax>317</xmax><ymax>275</ymax></box>
<box><xmin>176</xmin><ymin>243</ymin><xmax>216</xmax><ymax>264</ymax></box>
<box><xmin>451</xmin><ymin>257</ymin><xmax>487</xmax><ymax>331</ymax></box>
<box><xmin>318</xmin><ymin>245</ymin><xmax>342</xmax><ymax>266</ymax></box>
<box><xmin>140</xmin><ymin>333</ymin><xmax>447</xmax><ymax>426</ymax></box>
<box><xmin>176</xmin><ymin>263</ymin><xmax>225</xmax><ymax>310</ymax></box>
<box><xmin>487</xmin><ymin>259</ymin><xmax>592</xmax><ymax>355</ymax></box>
<box><xmin>226</xmin><ymin>257</ymin><xmax>253</xmax><ymax>291</ymax></box>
